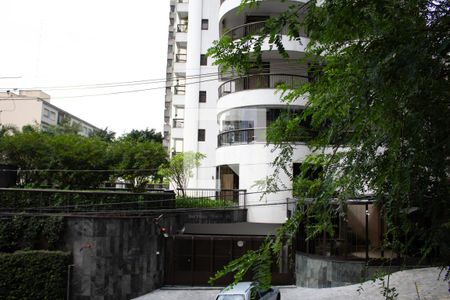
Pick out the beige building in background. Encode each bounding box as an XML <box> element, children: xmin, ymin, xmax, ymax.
<box><xmin>0</xmin><ymin>90</ymin><xmax>99</xmax><ymax>136</ymax></box>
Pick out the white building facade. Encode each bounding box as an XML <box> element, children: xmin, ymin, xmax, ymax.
<box><xmin>0</xmin><ymin>90</ymin><xmax>99</xmax><ymax>136</ymax></box>
<box><xmin>164</xmin><ymin>0</ymin><xmax>311</xmax><ymax>223</ymax></box>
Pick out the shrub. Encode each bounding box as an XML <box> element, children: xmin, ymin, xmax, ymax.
<box><xmin>0</xmin><ymin>215</ymin><xmax>65</xmax><ymax>253</ymax></box>
<box><xmin>0</xmin><ymin>250</ymin><xmax>70</xmax><ymax>300</ymax></box>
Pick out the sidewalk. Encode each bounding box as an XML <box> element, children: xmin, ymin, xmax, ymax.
<box><xmin>134</xmin><ymin>267</ymin><xmax>449</xmax><ymax>300</ymax></box>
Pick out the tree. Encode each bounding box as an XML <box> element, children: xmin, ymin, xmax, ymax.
<box><xmin>108</xmin><ymin>140</ymin><xmax>167</xmax><ymax>191</ymax></box>
<box><xmin>208</xmin><ymin>0</ymin><xmax>449</xmax><ymax>288</ymax></box>
<box><xmin>90</xmin><ymin>127</ymin><xmax>116</xmax><ymax>142</ymax></box>
<box><xmin>119</xmin><ymin>128</ymin><xmax>163</xmax><ymax>143</ymax></box>
<box><xmin>0</xmin><ymin>129</ymin><xmax>111</xmax><ymax>188</ymax></box>
<box><xmin>158</xmin><ymin>152</ymin><xmax>206</xmax><ymax>197</ymax></box>
<box><xmin>0</xmin><ymin>124</ymin><xmax>18</xmax><ymax>137</ymax></box>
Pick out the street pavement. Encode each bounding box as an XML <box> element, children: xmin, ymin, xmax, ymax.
<box><xmin>134</xmin><ymin>267</ymin><xmax>449</xmax><ymax>300</ymax></box>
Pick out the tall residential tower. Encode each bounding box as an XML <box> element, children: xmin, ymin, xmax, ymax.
<box><xmin>164</xmin><ymin>0</ymin><xmax>310</xmax><ymax>223</ymax></box>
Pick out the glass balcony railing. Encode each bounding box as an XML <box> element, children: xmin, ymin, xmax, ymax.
<box><xmin>175</xmin><ymin>54</ymin><xmax>187</xmax><ymax>62</ymax></box>
<box><xmin>223</xmin><ymin>21</ymin><xmax>307</xmax><ymax>41</ymax></box>
<box><xmin>174</xmin><ymin>85</ymin><xmax>186</xmax><ymax>95</ymax></box>
<box><xmin>218</xmin><ymin>128</ymin><xmax>266</xmax><ymax>147</ymax></box>
<box><xmin>173</xmin><ymin>118</ymin><xmax>184</xmax><ymax>128</ymax></box>
<box><xmin>218</xmin><ymin>73</ymin><xmax>308</xmax><ymax>98</ymax></box>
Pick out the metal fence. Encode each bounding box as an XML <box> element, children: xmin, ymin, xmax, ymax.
<box><xmin>176</xmin><ymin>188</ymin><xmax>247</xmax><ymax>208</ymax></box>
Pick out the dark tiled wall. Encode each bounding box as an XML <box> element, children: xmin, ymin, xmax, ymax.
<box><xmin>65</xmin><ymin>218</ymin><xmax>165</xmax><ymax>300</ymax></box>
<box><xmin>64</xmin><ymin>209</ymin><xmax>246</xmax><ymax>300</ymax></box>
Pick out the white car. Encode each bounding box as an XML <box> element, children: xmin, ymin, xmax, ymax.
<box><xmin>215</xmin><ymin>282</ymin><xmax>280</xmax><ymax>300</ymax></box>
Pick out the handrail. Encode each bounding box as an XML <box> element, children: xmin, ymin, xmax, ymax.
<box><xmin>218</xmin><ymin>128</ymin><xmax>266</xmax><ymax>147</ymax></box>
<box><xmin>222</xmin><ymin>20</ymin><xmax>307</xmax><ymax>41</ymax></box>
<box><xmin>218</xmin><ymin>73</ymin><xmax>308</xmax><ymax>98</ymax></box>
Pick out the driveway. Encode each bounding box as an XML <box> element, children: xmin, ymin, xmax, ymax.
<box><xmin>134</xmin><ymin>267</ymin><xmax>449</xmax><ymax>300</ymax></box>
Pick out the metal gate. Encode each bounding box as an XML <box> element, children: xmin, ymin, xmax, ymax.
<box><xmin>164</xmin><ymin>235</ymin><xmax>294</xmax><ymax>286</ymax></box>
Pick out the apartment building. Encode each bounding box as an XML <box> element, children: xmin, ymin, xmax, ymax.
<box><xmin>163</xmin><ymin>0</ymin><xmax>310</xmax><ymax>223</ymax></box>
<box><xmin>0</xmin><ymin>90</ymin><xmax>99</xmax><ymax>136</ymax></box>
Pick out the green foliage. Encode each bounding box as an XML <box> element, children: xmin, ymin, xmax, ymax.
<box><xmin>0</xmin><ymin>188</ymin><xmax>176</xmax><ymax>212</ymax></box>
<box><xmin>44</xmin><ymin>118</ymin><xmax>81</xmax><ymax>136</ymax></box>
<box><xmin>0</xmin><ymin>128</ymin><xmax>111</xmax><ymax>188</ymax></box>
<box><xmin>0</xmin><ymin>125</ymin><xmax>167</xmax><ymax>190</ymax></box>
<box><xmin>109</xmin><ymin>139</ymin><xmax>167</xmax><ymax>191</ymax></box>
<box><xmin>119</xmin><ymin>128</ymin><xmax>163</xmax><ymax>143</ymax></box>
<box><xmin>176</xmin><ymin>197</ymin><xmax>235</xmax><ymax>208</ymax></box>
<box><xmin>0</xmin><ymin>215</ymin><xmax>65</xmax><ymax>252</ymax></box>
<box><xmin>209</xmin><ymin>239</ymin><xmax>273</xmax><ymax>296</ymax></box>
<box><xmin>158</xmin><ymin>152</ymin><xmax>206</xmax><ymax>196</ymax></box>
<box><xmin>0</xmin><ymin>124</ymin><xmax>18</xmax><ymax>137</ymax></box>
<box><xmin>0</xmin><ymin>250</ymin><xmax>70</xmax><ymax>300</ymax></box>
<box><xmin>90</xmin><ymin>127</ymin><xmax>116</xmax><ymax>142</ymax></box>
<box><xmin>208</xmin><ymin>0</ymin><xmax>450</xmax><ymax>290</ymax></box>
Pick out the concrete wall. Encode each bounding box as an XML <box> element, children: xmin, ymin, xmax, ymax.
<box><xmin>0</xmin><ymin>96</ymin><xmax>42</xmax><ymax>130</ymax></box>
<box><xmin>296</xmin><ymin>252</ymin><xmax>401</xmax><ymax>288</ymax></box>
<box><xmin>64</xmin><ymin>209</ymin><xmax>246</xmax><ymax>300</ymax></box>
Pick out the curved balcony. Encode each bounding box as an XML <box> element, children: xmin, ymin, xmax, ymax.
<box><xmin>223</xmin><ymin>21</ymin><xmax>306</xmax><ymax>41</ymax></box>
<box><xmin>221</xmin><ymin>20</ymin><xmax>308</xmax><ymax>55</ymax></box>
<box><xmin>219</xmin><ymin>0</ymin><xmax>308</xmax><ymax>31</ymax></box>
<box><xmin>218</xmin><ymin>73</ymin><xmax>308</xmax><ymax>98</ymax></box>
<box><xmin>218</xmin><ymin>127</ymin><xmax>265</xmax><ymax>147</ymax></box>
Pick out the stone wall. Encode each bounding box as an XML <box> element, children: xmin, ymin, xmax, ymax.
<box><xmin>65</xmin><ymin>217</ymin><xmax>165</xmax><ymax>300</ymax></box>
<box><xmin>296</xmin><ymin>252</ymin><xmax>401</xmax><ymax>288</ymax></box>
<box><xmin>64</xmin><ymin>209</ymin><xmax>246</xmax><ymax>300</ymax></box>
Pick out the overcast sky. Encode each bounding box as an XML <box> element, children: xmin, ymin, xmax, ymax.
<box><xmin>0</xmin><ymin>0</ymin><xmax>169</xmax><ymax>136</ymax></box>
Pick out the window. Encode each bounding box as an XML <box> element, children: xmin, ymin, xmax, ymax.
<box><xmin>201</xmin><ymin>19</ymin><xmax>209</xmax><ymax>30</ymax></box>
<box><xmin>49</xmin><ymin>111</ymin><xmax>56</xmax><ymax>121</ymax></box>
<box><xmin>170</xmin><ymin>5</ymin><xmax>175</xmax><ymax>12</ymax></box>
<box><xmin>199</xmin><ymin>91</ymin><xmax>207</xmax><ymax>103</ymax></box>
<box><xmin>200</xmin><ymin>54</ymin><xmax>207</xmax><ymax>66</ymax></box>
<box><xmin>198</xmin><ymin>129</ymin><xmax>206</xmax><ymax>142</ymax></box>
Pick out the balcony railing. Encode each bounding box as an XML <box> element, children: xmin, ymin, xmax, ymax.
<box><xmin>178</xmin><ymin>0</ymin><xmax>188</xmax><ymax>3</ymax></box>
<box><xmin>177</xmin><ymin>24</ymin><xmax>188</xmax><ymax>33</ymax></box>
<box><xmin>176</xmin><ymin>188</ymin><xmax>247</xmax><ymax>206</ymax></box>
<box><xmin>175</xmin><ymin>53</ymin><xmax>187</xmax><ymax>62</ymax></box>
<box><xmin>218</xmin><ymin>128</ymin><xmax>267</xmax><ymax>147</ymax></box>
<box><xmin>218</xmin><ymin>73</ymin><xmax>308</xmax><ymax>98</ymax></box>
<box><xmin>173</xmin><ymin>118</ymin><xmax>184</xmax><ymax>128</ymax></box>
<box><xmin>174</xmin><ymin>85</ymin><xmax>186</xmax><ymax>95</ymax></box>
<box><xmin>223</xmin><ymin>21</ymin><xmax>307</xmax><ymax>41</ymax></box>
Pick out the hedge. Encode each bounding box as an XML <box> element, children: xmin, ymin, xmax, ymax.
<box><xmin>0</xmin><ymin>188</ymin><xmax>176</xmax><ymax>212</ymax></box>
<box><xmin>0</xmin><ymin>215</ymin><xmax>65</xmax><ymax>253</ymax></box>
<box><xmin>0</xmin><ymin>250</ymin><xmax>70</xmax><ymax>300</ymax></box>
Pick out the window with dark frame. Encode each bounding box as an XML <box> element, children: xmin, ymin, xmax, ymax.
<box><xmin>198</xmin><ymin>129</ymin><xmax>206</xmax><ymax>142</ymax></box>
<box><xmin>200</xmin><ymin>54</ymin><xmax>207</xmax><ymax>66</ymax></box>
<box><xmin>199</xmin><ymin>91</ymin><xmax>207</xmax><ymax>103</ymax></box>
<box><xmin>201</xmin><ymin>19</ymin><xmax>209</xmax><ymax>30</ymax></box>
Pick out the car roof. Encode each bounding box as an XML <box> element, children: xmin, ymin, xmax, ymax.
<box><xmin>219</xmin><ymin>282</ymin><xmax>252</xmax><ymax>294</ymax></box>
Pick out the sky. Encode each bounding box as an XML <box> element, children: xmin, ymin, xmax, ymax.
<box><xmin>0</xmin><ymin>0</ymin><xmax>170</xmax><ymax>136</ymax></box>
